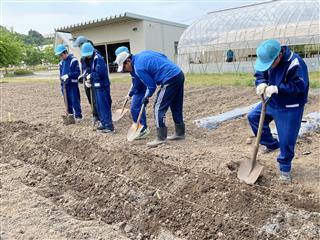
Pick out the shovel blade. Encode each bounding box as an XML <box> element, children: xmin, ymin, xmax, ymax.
<box><xmin>127</xmin><ymin>123</ymin><xmax>144</xmax><ymax>141</ymax></box>
<box><xmin>113</xmin><ymin>108</ymin><xmax>129</xmax><ymax>122</ymax></box>
<box><xmin>237</xmin><ymin>159</ymin><xmax>263</xmax><ymax>185</ymax></box>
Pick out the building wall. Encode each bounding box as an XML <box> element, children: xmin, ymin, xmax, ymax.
<box><xmin>71</xmin><ymin>20</ymin><xmax>146</xmax><ymax>54</ymax></box>
<box><xmin>69</xmin><ymin>19</ymin><xmax>186</xmax><ymax>63</ymax></box>
<box><xmin>143</xmin><ymin>21</ymin><xmax>186</xmax><ymax>61</ymax></box>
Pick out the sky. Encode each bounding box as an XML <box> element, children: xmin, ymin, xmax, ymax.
<box><xmin>1</xmin><ymin>0</ymin><xmax>267</xmax><ymax>35</ymax></box>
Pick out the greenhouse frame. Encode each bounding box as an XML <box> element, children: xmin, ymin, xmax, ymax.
<box><xmin>177</xmin><ymin>0</ymin><xmax>320</xmax><ymax>73</ymax></box>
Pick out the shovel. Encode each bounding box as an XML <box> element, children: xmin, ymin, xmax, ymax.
<box><xmin>237</xmin><ymin>95</ymin><xmax>269</xmax><ymax>185</ymax></box>
<box><xmin>127</xmin><ymin>103</ymin><xmax>145</xmax><ymax>141</ymax></box>
<box><xmin>61</xmin><ymin>82</ymin><xmax>75</xmax><ymax>125</ymax></box>
<box><xmin>113</xmin><ymin>98</ymin><xmax>129</xmax><ymax>122</ymax></box>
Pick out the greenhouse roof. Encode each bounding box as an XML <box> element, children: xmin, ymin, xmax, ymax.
<box><xmin>178</xmin><ymin>0</ymin><xmax>320</xmax><ymax>54</ymax></box>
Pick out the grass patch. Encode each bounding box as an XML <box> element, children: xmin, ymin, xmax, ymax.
<box><xmin>185</xmin><ymin>73</ymin><xmax>255</xmax><ymax>87</ymax></box>
<box><xmin>184</xmin><ymin>72</ymin><xmax>319</xmax><ymax>88</ymax></box>
<box><xmin>4</xmin><ymin>69</ymin><xmax>34</xmax><ymax>77</ymax></box>
<box><xmin>0</xmin><ymin>77</ymin><xmax>56</xmax><ymax>84</ymax></box>
<box><xmin>1</xmin><ymin>71</ymin><xmax>319</xmax><ymax>89</ymax></box>
<box><xmin>110</xmin><ymin>76</ymin><xmax>131</xmax><ymax>84</ymax></box>
<box><xmin>14</xmin><ymin>69</ymin><xmax>34</xmax><ymax>76</ymax></box>
<box><xmin>309</xmin><ymin>72</ymin><xmax>320</xmax><ymax>88</ymax></box>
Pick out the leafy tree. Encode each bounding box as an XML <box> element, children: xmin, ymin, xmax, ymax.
<box><xmin>43</xmin><ymin>45</ymin><xmax>60</xmax><ymax>64</ymax></box>
<box><xmin>23</xmin><ymin>46</ymin><xmax>43</xmax><ymax>66</ymax></box>
<box><xmin>0</xmin><ymin>29</ymin><xmax>24</xmax><ymax>71</ymax></box>
<box><xmin>26</xmin><ymin>29</ymin><xmax>45</xmax><ymax>45</ymax></box>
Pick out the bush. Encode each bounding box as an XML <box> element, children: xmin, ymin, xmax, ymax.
<box><xmin>13</xmin><ymin>69</ymin><xmax>33</xmax><ymax>76</ymax></box>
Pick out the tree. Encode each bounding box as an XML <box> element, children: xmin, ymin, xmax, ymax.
<box><xmin>26</xmin><ymin>29</ymin><xmax>45</xmax><ymax>45</ymax></box>
<box><xmin>23</xmin><ymin>46</ymin><xmax>43</xmax><ymax>66</ymax></box>
<box><xmin>0</xmin><ymin>29</ymin><xmax>24</xmax><ymax>72</ymax></box>
<box><xmin>43</xmin><ymin>45</ymin><xmax>60</xmax><ymax>64</ymax></box>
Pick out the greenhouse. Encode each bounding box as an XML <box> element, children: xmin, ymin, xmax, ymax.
<box><xmin>177</xmin><ymin>0</ymin><xmax>320</xmax><ymax>73</ymax></box>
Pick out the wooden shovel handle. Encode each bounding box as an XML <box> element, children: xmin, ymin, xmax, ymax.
<box><xmin>135</xmin><ymin>104</ymin><xmax>146</xmax><ymax>130</ymax></box>
<box><xmin>63</xmin><ymin>82</ymin><xmax>69</xmax><ymax>115</ymax></box>
<box><xmin>251</xmin><ymin>94</ymin><xmax>268</xmax><ymax>164</ymax></box>
<box><xmin>121</xmin><ymin>97</ymin><xmax>129</xmax><ymax>114</ymax></box>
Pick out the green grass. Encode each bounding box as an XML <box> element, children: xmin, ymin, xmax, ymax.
<box><xmin>4</xmin><ymin>69</ymin><xmax>34</xmax><ymax>78</ymax></box>
<box><xmin>309</xmin><ymin>72</ymin><xmax>320</xmax><ymax>88</ymax></box>
<box><xmin>0</xmin><ymin>77</ymin><xmax>56</xmax><ymax>84</ymax></box>
<box><xmin>184</xmin><ymin>73</ymin><xmax>255</xmax><ymax>87</ymax></box>
<box><xmin>111</xmin><ymin>71</ymin><xmax>319</xmax><ymax>88</ymax></box>
<box><xmin>184</xmin><ymin>72</ymin><xmax>320</xmax><ymax>88</ymax></box>
<box><xmin>1</xmin><ymin>71</ymin><xmax>319</xmax><ymax>88</ymax></box>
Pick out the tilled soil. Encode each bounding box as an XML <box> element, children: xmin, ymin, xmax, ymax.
<box><xmin>0</xmin><ymin>79</ymin><xmax>319</xmax><ymax>239</ymax></box>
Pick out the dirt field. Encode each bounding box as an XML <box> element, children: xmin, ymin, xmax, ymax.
<box><xmin>1</xmin><ymin>75</ymin><xmax>319</xmax><ymax>240</ymax></box>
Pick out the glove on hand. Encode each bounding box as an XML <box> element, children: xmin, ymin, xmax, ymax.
<box><xmin>256</xmin><ymin>83</ymin><xmax>267</xmax><ymax>96</ymax></box>
<box><xmin>265</xmin><ymin>85</ymin><xmax>278</xmax><ymax>98</ymax></box>
<box><xmin>142</xmin><ymin>97</ymin><xmax>149</xmax><ymax>106</ymax></box>
<box><xmin>61</xmin><ymin>74</ymin><xmax>69</xmax><ymax>81</ymax></box>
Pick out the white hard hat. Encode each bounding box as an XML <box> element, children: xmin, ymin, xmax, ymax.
<box><xmin>115</xmin><ymin>51</ymin><xmax>130</xmax><ymax>72</ymax></box>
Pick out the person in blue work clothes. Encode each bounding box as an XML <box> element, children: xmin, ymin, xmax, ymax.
<box><xmin>115</xmin><ymin>46</ymin><xmax>150</xmax><ymax>139</ymax></box>
<box><xmin>73</xmin><ymin>36</ymin><xmax>100</xmax><ymax>127</ymax></box>
<box><xmin>248</xmin><ymin>39</ymin><xmax>309</xmax><ymax>182</ymax></box>
<box><xmin>81</xmin><ymin>42</ymin><xmax>114</xmax><ymax>133</ymax></box>
<box><xmin>116</xmin><ymin>50</ymin><xmax>185</xmax><ymax>147</ymax></box>
<box><xmin>55</xmin><ymin>44</ymin><xmax>82</xmax><ymax>124</ymax></box>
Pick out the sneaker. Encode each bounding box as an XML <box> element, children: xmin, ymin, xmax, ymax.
<box><xmin>96</xmin><ymin>126</ymin><xmax>114</xmax><ymax>133</ymax></box>
<box><xmin>62</xmin><ymin>114</ymin><xmax>75</xmax><ymax>125</ymax></box>
<box><xmin>279</xmin><ymin>171</ymin><xmax>292</xmax><ymax>182</ymax></box>
<box><xmin>136</xmin><ymin>127</ymin><xmax>150</xmax><ymax>140</ymax></box>
<box><xmin>75</xmin><ymin>117</ymin><xmax>83</xmax><ymax>123</ymax></box>
<box><xmin>261</xmin><ymin>146</ymin><xmax>278</xmax><ymax>154</ymax></box>
<box><xmin>91</xmin><ymin>117</ymin><xmax>100</xmax><ymax>128</ymax></box>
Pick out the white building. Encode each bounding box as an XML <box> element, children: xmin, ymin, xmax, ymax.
<box><xmin>55</xmin><ymin>12</ymin><xmax>187</xmax><ymax>72</ymax></box>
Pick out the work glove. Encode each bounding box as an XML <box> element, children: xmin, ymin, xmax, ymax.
<box><xmin>125</xmin><ymin>94</ymin><xmax>131</xmax><ymax>101</ymax></box>
<box><xmin>256</xmin><ymin>83</ymin><xmax>267</xmax><ymax>96</ymax></box>
<box><xmin>85</xmin><ymin>74</ymin><xmax>91</xmax><ymax>88</ymax></box>
<box><xmin>85</xmin><ymin>79</ymin><xmax>91</xmax><ymax>88</ymax></box>
<box><xmin>265</xmin><ymin>85</ymin><xmax>278</xmax><ymax>98</ymax></box>
<box><xmin>78</xmin><ymin>71</ymin><xmax>86</xmax><ymax>83</ymax></box>
<box><xmin>61</xmin><ymin>74</ymin><xmax>69</xmax><ymax>82</ymax></box>
<box><xmin>142</xmin><ymin>97</ymin><xmax>149</xmax><ymax>106</ymax></box>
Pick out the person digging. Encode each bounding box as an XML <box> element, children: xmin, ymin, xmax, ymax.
<box><xmin>115</xmin><ymin>50</ymin><xmax>185</xmax><ymax>147</ymax></box>
<box><xmin>248</xmin><ymin>39</ymin><xmax>309</xmax><ymax>182</ymax></box>
<box><xmin>114</xmin><ymin>46</ymin><xmax>150</xmax><ymax>139</ymax></box>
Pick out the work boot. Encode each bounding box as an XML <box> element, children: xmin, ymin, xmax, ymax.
<box><xmin>168</xmin><ymin>123</ymin><xmax>185</xmax><ymax>140</ymax></box>
<box><xmin>147</xmin><ymin>127</ymin><xmax>167</xmax><ymax>148</ymax></box>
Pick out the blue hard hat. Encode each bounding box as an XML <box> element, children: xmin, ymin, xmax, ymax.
<box><xmin>115</xmin><ymin>46</ymin><xmax>129</xmax><ymax>56</ymax></box>
<box><xmin>254</xmin><ymin>39</ymin><xmax>281</xmax><ymax>71</ymax></box>
<box><xmin>81</xmin><ymin>42</ymin><xmax>94</xmax><ymax>57</ymax></box>
<box><xmin>73</xmin><ymin>35</ymin><xmax>88</xmax><ymax>47</ymax></box>
<box><xmin>55</xmin><ymin>44</ymin><xmax>67</xmax><ymax>55</ymax></box>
